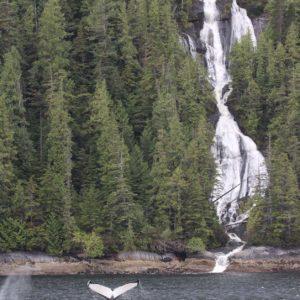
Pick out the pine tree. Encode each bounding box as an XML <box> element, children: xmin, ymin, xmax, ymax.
<box><xmin>38</xmin><ymin>0</ymin><xmax>69</xmax><ymax>83</ymax></box>
<box><xmin>0</xmin><ymin>47</ymin><xmax>34</xmax><ymax>178</ymax></box>
<box><xmin>255</xmin><ymin>32</ymin><xmax>273</xmax><ymax>97</ymax></box>
<box><xmin>266</xmin><ymin>152</ymin><xmax>300</xmax><ymax>246</ymax></box>
<box><xmin>0</xmin><ymin>94</ymin><xmax>15</xmax><ymax>217</ymax></box>
<box><xmin>230</xmin><ymin>33</ymin><xmax>255</xmax><ymax>99</ymax></box>
<box><xmin>239</xmin><ymin>79</ymin><xmax>263</xmax><ymax>143</ymax></box>
<box><xmin>285</xmin><ymin>23</ymin><xmax>300</xmax><ymax>70</ymax></box>
<box><xmin>267</xmin><ymin>43</ymin><xmax>286</xmax><ymax>89</ymax></box>
<box><xmin>180</xmin><ymin>117</ymin><xmax>223</xmax><ymax>248</ymax></box>
<box><xmin>118</xmin><ymin>2</ymin><xmax>141</xmax><ymax>107</ymax></box>
<box><xmin>0</xmin><ymin>0</ymin><xmax>19</xmax><ymax>60</ymax></box>
<box><xmin>177</xmin><ymin>56</ymin><xmax>213</xmax><ymax>135</ymax></box>
<box><xmin>33</xmin><ymin>0</ymin><xmax>69</xmax><ymax>165</ymax></box>
<box><xmin>78</xmin><ymin>184</ymin><xmax>102</xmax><ymax>231</ymax></box>
<box><xmin>39</xmin><ymin>76</ymin><xmax>73</xmax><ymax>253</ymax></box>
<box><xmin>83</xmin><ymin>81</ymin><xmax>143</xmax><ymax>250</ymax></box>
<box><xmin>127</xmin><ymin>0</ymin><xmax>148</xmax><ymax>60</ymax></box>
<box><xmin>129</xmin><ymin>145</ymin><xmax>151</xmax><ymax>210</ymax></box>
<box><xmin>266</xmin><ymin>0</ymin><xmax>298</xmax><ymax>44</ymax></box>
<box><xmin>150</xmin><ymin>111</ymin><xmax>186</xmax><ymax>237</ymax></box>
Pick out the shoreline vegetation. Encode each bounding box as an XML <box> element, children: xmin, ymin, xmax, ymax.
<box><xmin>1</xmin><ymin>248</ymin><xmax>300</xmax><ymax>276</ymax></box>
<box><xmin>0</xmin><ymin>0</ymin><xmax>299</xmax><ymax>261</ymax></box>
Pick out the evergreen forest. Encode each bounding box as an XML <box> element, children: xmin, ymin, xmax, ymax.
<box><xmin>0</xmin><ymin>0</ymin><xmax>299</xmax><ymax>257</ymax></box>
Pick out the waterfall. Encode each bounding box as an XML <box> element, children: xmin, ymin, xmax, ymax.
<box><xmin>212</xmin><ymin>242</ymin><xmax>244</xmax><ymax>273</ymax></box>
<box><xmin>181</xmin><ymin>34</ymin><xmax>198</xmax><ymax>60</ymax></box>
<box><xmin>196</xmin><ymin>0</ymin><xmax>268</xmax><ymax>272</ymax></box>
<box><xmin>200</xmin><ymin>0</ymin><xmax>267</xmax><ymax>225</ymax></box>
<box><xmin>231</xmin><ymin>0</ymin><xmax>257</xmax><ymax>47</ymax></box>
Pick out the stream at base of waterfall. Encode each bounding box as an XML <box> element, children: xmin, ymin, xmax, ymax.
<box><xmin>185</xmin><ymin>0</ymin><xmax>268</xmax><ymax>272</ymax></box>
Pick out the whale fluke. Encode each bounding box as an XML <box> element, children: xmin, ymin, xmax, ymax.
<box><xmin>87</xmin><ymin>280</ymin><xmax>139</xmax><ymax>299</ymax></box>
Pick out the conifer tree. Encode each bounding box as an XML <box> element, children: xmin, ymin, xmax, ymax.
<box><xmin>118</xmin><ymin>2</ymin><xmax>141</xmax><ymax>107</ymax></box>
<box><xmin>0</xmin><ymin>0</ymin><xmax>19</xmax><ymax>60</ymax></box>
<box><xmin>180</xmin><ymin>117</ymin><xmax>222</xmax><ymax>248</ymax></box>
<box><xmin>230</xmin><ymin>34</ymin><xmax>255</xmax><ymax>99</ymax></box>
<box><xmin>39</xmin><ymin>76</ymin><xmax>73</xmax><ymax>254</ymax></box>
<box><xmin>177</xmin><ymin>57</ymin><xmax>213</xmax><ymax>135</ymax></box>
<box><xmin>285</xmin><ymin>23</ymin><xmax>300</xmax><ymax>70</ymax></box>
<box><xmin>34</xmin><ymin>0</ymin><xmax>69</xmax><ymax>164</ymax></box>
<box><xmin>129</xmin><ymin>145</ymin><xmax>151</xmax><ymax>210</ymax></box>
<box><xmin>0</xmin><ymin>47</ymin><xmax>34</xmax><ymax>178</ymax></box>
<box><xmin>38</xmin><ymin>0</ymin><xmax>69</xmax><ymax>83</ymax></box>
<box><xmin>255</xmin><ymin>32</ymin><xmax>273</xmax><ymax>98</ymax></box>
<box><xmin>82</xmin><ymin>81</ymin><xmax>143</xmax><ymax>250</ymax></box>
<box><xmin>0</xmin><ymin>94</ymin><xmax>15</xmax><ymax>218</ymax></box>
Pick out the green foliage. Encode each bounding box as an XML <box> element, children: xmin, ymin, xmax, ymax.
<box><xmin>38</xmin><ymin>0</ymin><xmax>69</xmax><ymax>82</ymax></box>
<box><xmin>0</xmin><ymin>94</ymin><xmax>15</xmax><ymax>214</ymax></box>
<box><xmin>45</xmin><ymin>213</ymin><xmax>64</xmax><ymax>256</ymax></box>
<box><xmin>0</xmin><ymin>0</ymin><xmax>19</xmax><ymax>60</ymax></box>
<box><xmin>175</xmin><ymin>0</ymin><xmax>193</xmax><ymax>27</ymax></box>
<box><xmin>0</xmin><ymin>46</ymin><xmax>34</xmax><ymax>178</ymax></box>
<box><xmin>266</xmin><ymin>0</ymin><xmax>299</xmax><ymax>43</ymax></box>
<box><xmin>187</xmin><ymin>237</ymin><xmax>206</xmax><ymax>253</ymax></box>
<box><xmin>0</xmin><ymin>218</ymin><xmax>27</xmax><ymax>252</ymax></box>
<box><xmin>237</xmin><ymin>0</ymin><xmax>268</xmax><ymax>17</ymax></box>
<box><xmin>0</xmin><ymin>0</ymin><xmax>298</xmax><ymax>255</ymax></box>
<box><xmin>232</xmin><ymin>19</ymin><xmax>300</xmax><ymax>248</ymax></box>
<box><xmin>121</xmin><ymin>221</ymin><xmax>136</xmax><ymax>251</ymax></box>
<box><xmin>73</xmin><ymin>230</ymin><xmax>104</xmax><ymax>257</ymax></box>
<box><xmin>230</xmin><ymin>34</ymin><xmax>255</xmax><ymax>99</ymax></box>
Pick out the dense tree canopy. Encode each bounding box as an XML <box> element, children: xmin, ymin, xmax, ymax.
<box><xmin>0</xmin><ymin>0</ymin><xmax>299</xmax><ymax>255</ymax></box>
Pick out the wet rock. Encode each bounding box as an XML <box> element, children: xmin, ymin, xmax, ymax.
<box><xmin>252</xmin><ymin>15</ymin><xmax>268</xmax><ymax>38</ymax></box>
<box><xmin>188</xmin><ymin>1</ymin><xmax>204</xmax><ymax>23</ymax></box>
<box><xmin>216</xmin><ymin>0</ymin><xmax>233</xmax><ymax>20</ymax></box>
<box><xmin>234</xmin><ymin>246</ymin><xmax>300</xmax><ymax>260</ymax></box>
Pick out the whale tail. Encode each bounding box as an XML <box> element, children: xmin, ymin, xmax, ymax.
<box><xmin>87</xmin><ymin>280</ymin><xmax>139</xmax><ymax>299</ymax></box>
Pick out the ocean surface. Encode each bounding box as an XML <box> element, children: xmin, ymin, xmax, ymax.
<box><xmin>0</xmin><ymin>273</ymin><xmax>300</xmax><ymax>300</ymax></box>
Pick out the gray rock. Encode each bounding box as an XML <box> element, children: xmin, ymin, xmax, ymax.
<box><xmin>216</xmin><ymin>0</ymin><xmax>233</xmax><ymax>20</ymax></box>
<box><xmin>234</xmin><ymin>246</ymin><xmax>300</xmax><ymax>260</ymax></box>
<box><xmin>252</xmin><ymin>15</ymin><xmax>268</xmax><ymax>39</ymax></box>
<box><xmin>0</xmin><ymin>252</ymin><xmax>75</xmax><ymax>264</ymax></box>
<box><xmin>188</xmin><ymin>1</ymin><xmax>204</xmax><ymax>23</ymax></box>
<box><xmin>184</xmin><ymin>0</ymin><xmax>267</xmax><ymax>58</ymax></box>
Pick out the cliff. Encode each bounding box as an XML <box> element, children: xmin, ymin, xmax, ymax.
<box><xmin>182</xmin><ymin>0</ymin><xmax>268</xmax><ymax>57</ymax></box>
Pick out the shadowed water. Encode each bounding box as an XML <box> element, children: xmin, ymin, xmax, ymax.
<box><xmin>1</xmin><ymin>273</ymin><xmax>300</xmax><ymax>300</ymax></box>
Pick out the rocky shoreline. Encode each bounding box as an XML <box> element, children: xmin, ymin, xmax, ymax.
<box><xmin>1</xmin><ymin>247</ymin><xmax>300</xmax><ymax>276</ymax></box>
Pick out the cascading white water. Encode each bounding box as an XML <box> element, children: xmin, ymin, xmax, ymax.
<box><xmin>200</xmin><ymin>0</ymin><xmax>267</xmax><ymax>225</ymax></box>
<box><xmin>186</xmin><ymin>34</ymin><xmax>198</xmax><ymax>59</ymax></box>
<box><xmin>181</xmin><ymin>34</ymin><xmax>198</xmax><ymax>60</ymax></box>
<box><xmin>231</xmin><ymin>0</ymin><xmax>257</xmax><ymax>47</ymax></box>
<box><xmin>212</xmin><ymin>242</ymin><xmax>244</xmax><ymax>273</ymax></box>
<box><xmin>196</xmin><ymin>0</ymin><xmax>268</xmax><ymax>272</ymax></box>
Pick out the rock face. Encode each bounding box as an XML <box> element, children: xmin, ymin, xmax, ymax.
<box><xmin>185</xmin><ymin>1</ymin><xmax>206</xmax><ymax>53</ymax></box>
<box><xmin>182</xmin><ymin>0</ymin><xmax>233</xmax><ymax>58</ymax></box>
<box><xmin>182</xmin><ymin>0</ymin><xmax>267</xmax><ymax>56</ymax></box>
<box><xmin>252</xmin><ymin>15</ymin><xmax>268</xmax><ymax>38</ymax></box>
<box><xmin>1</xmin><ymin>249</ymin><xmax>300</xmax><ymax>275</ymax></box>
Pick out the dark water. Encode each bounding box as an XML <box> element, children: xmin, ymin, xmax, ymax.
<box><xmin>0</xmin><ymin>273</ymin><xmax>300</xmax><ymax>300</ymax></box>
